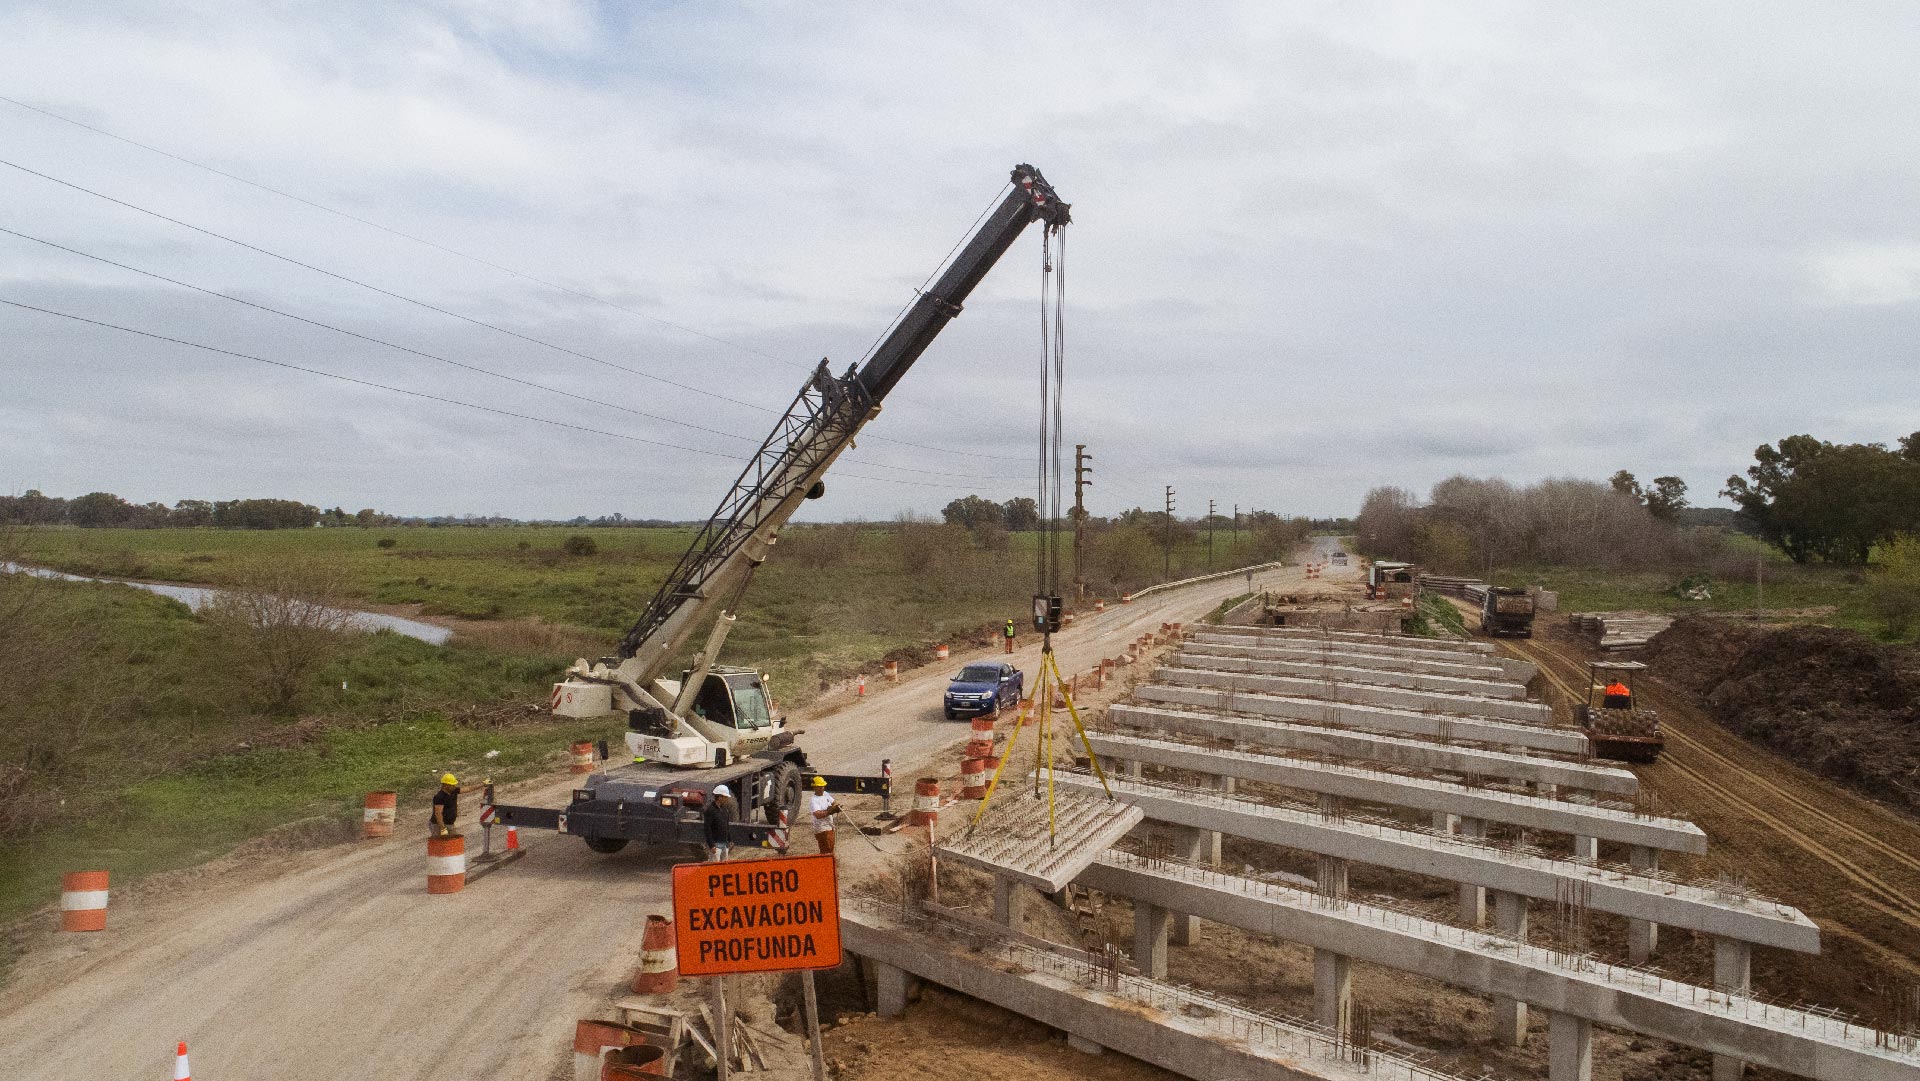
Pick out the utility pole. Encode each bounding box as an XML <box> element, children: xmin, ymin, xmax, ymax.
<box><xmin>1164</xmin><ymin>485</ymin><xmax>1176</xmax><ymax>581</ymax></box>
<box><xmin>1073</xmin><ymin>444</ymin><xmax>1092</xmax><ymax>601</ymax></box>
<box><xmin>1232</xmin><ymin>503</ymin><xmax>1240</xmax><ymax>561</ymax></box>
<box><xmin>1207</xmin><ymin>498</ymin><xmax>1216</xmax><ymax>570</ymax></box>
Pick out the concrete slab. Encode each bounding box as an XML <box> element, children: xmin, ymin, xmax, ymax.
<box><xmin>1186</xmin><ymin>636</ymin><xmax>1535</xmax><ymax>682</ymax></box>
<box><xmin>1202</xmin><ymin>624</ymin><xmax>1496</xmax><ymax>654</ymax></box>
<box><xmin>1156</xmin><ymin>665</ymin><xmax>1554</xmax><ymax>724</ymax></box>
<box><xmin>1086</xmin><ymin>732</ymin><xmax>1702</xmax><ymax>853</ymax></box>
<box><xmin>1172</xmin><ymin>650</ymin><xmax>1530</xmax><ymax>700</ymax></box>
<box><xmin>841</xmin><ymin>904</ymin><xmax>1477</xmax><ymax>1081</ymax></box>
<box><xmin>1055</xmin><ymin>773</ymin><xmax>1819</xmax><ymax>952</ymax></box>
<box><xmin>1078</xmin><ymin>854</ymin><xmax>1898</xmax><ymax>1081</ymax></box>
<box><xmin>1106</xmin><ymin>703</ymin><xmax>1636</xmax><ymax>794</ymax></box>
<box><xmin>935</xmin><ymin>789</ymin><xmax>1144</xmax><ymax>892</ymax></box>
<box><xmin>1135</xmin><ymin>683</ymin><xmax>1582</xmax><ymax>754</ymax></box>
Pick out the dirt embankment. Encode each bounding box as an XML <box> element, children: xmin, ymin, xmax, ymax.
<box><xmin>1643</xmin><ymin>616</ymin><xmax>1920</xmax><ymax>811</ymax></box>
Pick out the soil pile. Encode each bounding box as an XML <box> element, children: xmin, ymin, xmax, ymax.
<box><xmin>1644</xmin><ymin>616</ymin><xmax>1920</xmax><ymax>810</ymax></box>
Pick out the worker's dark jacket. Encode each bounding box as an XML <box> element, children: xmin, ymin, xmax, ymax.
<box><xmin>432</xmin><ymin>789</ymin><xmax>458</xmax><ymax>825</ymax></box>
<box><xmin>703</xmin><ymin>796</ymin><xmax>736</xmax><ymax>846</ymax></box>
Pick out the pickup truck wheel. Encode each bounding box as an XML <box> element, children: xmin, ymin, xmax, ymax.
<box><xmin>943</xmin><ymin>708</ymin><xmax>956</xmax><ymax>720</ymax></box>
<box><xmin>583</xmin><ymin>836</ymin><xmax>629</xmax><ymax>854</ymax></box>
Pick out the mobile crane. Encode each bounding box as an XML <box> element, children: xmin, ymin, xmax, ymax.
<box><xmin>493</xmin><ymin>165</ymin><xmax>1071</xmax><ymax>855</ymax></box>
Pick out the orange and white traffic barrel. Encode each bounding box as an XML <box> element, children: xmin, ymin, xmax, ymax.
<box><xmin>362</xmin><ymin>791</ymin><xmax>397</xmax><ymax>838</ymax></box>
<box><xmin>908</xmin><ymin>778</ymin><xmax>940</xmax><ymax>827</ymax></box>
<box><xmin>935</xmin><ymin>644</ymin><xmax>949</xmax><ymax>660</ymax></box>
<box><xmin>60</xmin><ymin>870</ymin><xmax>109</xmax><ymax>932</ymax></box>
<box><xmin>570</xmin><ymin>740</ymin><xmax>595</xmax><ymax>775</ymax></box>
<box><xmin>969</xmin><ymin>715</ymin><xmax>996</xmax><ymax>740</ymax></box>
<box><xmin>959</xmin><ymin>757</ymin><xmax>989</xmax><ymax>798</ymax></box>
<box><xmin>573</xmin><ymin>1020</ymin><xmax>649</xmax><ymax>1081</ymax></box>
<box><xmin>1121</xmin><ymin>593</ymin><xmax>1133</xmax><ymax>603</ymax></box>
<box><xmin>630</xmin><ymin>914</ymin><xmax>678</xmax><ymax>994</ymax></box>
<box><xmin>964</xmin><ymin>738</ymin><xmax>994</xmax><ymax>760</ymax></box>
<box><xmin>427</xmin><ymin>834</ymin><xmax>466</xmax><ymax>894</ymax></box>
<box><xmin>884</xmin><ymin>659</ymin><xmax>899</xmax><ymax>682</ymax></box>
<box><xmin>1095</xmin><ymin>599</ymin><xmax>1105</xmax><ymax>611</ymax></box>
<box><xmin>602</xmin><ymin>1045</ymin><xmax>668</xmax><ymax>1079</ymax></box>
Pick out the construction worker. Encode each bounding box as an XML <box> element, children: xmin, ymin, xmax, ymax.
<box><xmin>1602</xmin><ymin>679</ymin><xmax>1633</xmax><ymax>710</ymax></box>
<box><xmin>809</xmin><ymin>775</ymin><xmax>842</xmax><ymax>855</ymax></box>
<box><xmin>430</xmin><ymin>773</ymin><xmax>476</xmax><ymax>836</ymax></box>
<box><xmin>1004</xmin><ymin>617</ymin><xmax>1016</xmax><ymax>654</ymax></box>
<box><xmin>704</xmin><ymin>784</ymin><xmax>737</xmax><ymax>861</ymax></box>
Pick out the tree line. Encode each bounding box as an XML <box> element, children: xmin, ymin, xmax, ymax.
<box><xmin>1723</xmin><ymin>432</ymin><xmax>1920</xmax><ymax>564</ymax></box>
<box><xmin>0</xmin><ymin>490</ymin><xmax>394</xmax><ymax>530</ymax></box>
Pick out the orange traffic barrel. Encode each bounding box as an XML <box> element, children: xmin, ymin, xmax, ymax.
<box><xmin>570</xmin><ymin>740</ymin><xmax>595</xmax><ymax>775</ymax></box>
<box><xmin>60</xmin><ymin>870</ymin><xmax>109</xmax><ymax>932</ymax></box>
<box><xmin>884</xmin><ymin>659</ymin><xmax>899</xmax><ymax>682</ymax></box>
<box><xmin>427</xmin><ymin>834</ymin><xmax>466</xmax><ymax>894</ymax></box>
<box><xmin>908</xmin><ymin>778</ymin><xmax>940</xmax><ymax>826</ymax></box>
<box><xmin>630</xmin><ymin>914</ymin><xmax>677</xmax><ymax>994</ymax></box>
<box><xmin>964</xmin><ymin>738</ymin><xmax>994</xmax><ymax>760</ymax></box>
<box><xmin>960</xmin><ymin>757</ymin><xmax>988</xmax><ymax>798</ymax></box>
<box><xmin>935</xmin><ymin>644</ymin><xmax>950</xmax><ymax>660</ymax></box>
<box><xmin>1121</xmin><ymin>593</ymin><xmax>1133</xmax><ymax>603</ymax></box>
<box><xmin>969</xmin><ymin>715</ymin><xmax>996</xmax><ymax>739</ymax></box>
<box><xmin>1095</xmin><ymin>599</ymin><xmax>1105</xmax><ymax>611</ymax></box>
<box><xmin>602</xmin><ymin>1045</ymin><xmax>668</xmax><ymax>1078</ymax></box>
<box><xmin>362</xmin><ymin>791</ymin><xmax>397</xmax><ymax>838</ymax></box>
<box><xmin>575</xmin><ymin>1020</ymin><xmax>650</xmax><ymax>1081</ymax></box>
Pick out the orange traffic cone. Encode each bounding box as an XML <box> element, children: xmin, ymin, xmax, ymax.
<box><xmin>505</xmin><ymin>825</ymin><xmax>520</xmax><ymax>852</ymax></box>
<box><xmin>173</xmin><ymin>1041</ymin><xmax>191</xmax><ymax>1080</ymax></box>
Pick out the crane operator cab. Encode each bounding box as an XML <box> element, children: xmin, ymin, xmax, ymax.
<box><xmin>616</xmin><ymin>665</ymin><xmax>785</xmax><ymax>767</ymax></box>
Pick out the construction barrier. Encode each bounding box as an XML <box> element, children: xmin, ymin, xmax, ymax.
<box><xmin>856</xmin><ymin>676</ymin><xmax>866</xmax><ymax>697</ymax></box>
<box><xmin>427</xmin><ymin>834</ymin><xmax>466</xmax><ymax>895</ymax></box>
<box><xmin>1095</xmin><ymin>599</ymin><xmax>1105</xmax><ymax>611</ymax></box>
<box><xmin>630</xmin><ymin>914</ymin><xmax>677</xmax><ymax>994</ymax></box>
<box><xmin>1018</xmin><ymin>699</ymin><xmax>1035</xmax><ymax>726</ymax></box>
<box><xmin>969</xmin><ymin>715</ymin><xmax>996</xmax><ymax>740</ymax></box>
<box><xmin>964</xmin><ymin>738</ymin><xmax>994</xmax><ymax>760</ymax></box>
<box><xmin>362</xmin><ymin>791</ymin><xmax>397</xmax><ymax>838</ymax></box>
<box><xmin>602</xmin><ymin>1045</ymin><xmax>668</xmax><ymax>1078</ymax></box>
<box><xmin>908</xmin><ymin>778</ymin><xmax>940</xmax><ymax>827</ymax></box>
<box><xmin>570</xmin><ymin>740</ymin><xmax>595</xmax><ymax>775</ymax></box>
<box><xmin>173</xmin><ymin>1041</ymin><xmax>191</xmax><ymax>1081</ymax></box>
<box><xmin>505</xmin><ymin>825</ymin><xmax>520</xmax><ymax>851</ymax></box>
<box><xmin>883</xmin><ymin>659</ymin><xmax>899</xmax><ymax>682</ymax></box>
<box><xmin>960</xmin><ymin>756</ymin><xmax>989</xmax><ymax>799</ymax></box>
<box><xmin>573</xmin><ymin>1020</ymin><xmax>651</xmax><ymax>1081</ymax></box>
<box><xmin>59</xmin><ymin>870</ymin><xmax>108</xmax><ymax>932</ymax></box>
<box><xmin>935</xmin><ymin>644</ymin><xmax>950</xmax><ymax>659</ymax></box>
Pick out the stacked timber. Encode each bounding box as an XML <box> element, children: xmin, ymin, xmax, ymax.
<box><xmin>1419</xmin><ymin>575</ymin><xmax>1489</xmax><ymax>603</ymax></box>
<box><xmin>1567</xmin><ymin>611</ymin><xmax>1673</xmax><ymax>652</ymax></box>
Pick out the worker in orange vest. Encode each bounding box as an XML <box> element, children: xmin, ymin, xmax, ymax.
<box><xmin>1602</xmin><ymin>679</ymin><xmax>1633</xmax><ymax>709</ymax></box>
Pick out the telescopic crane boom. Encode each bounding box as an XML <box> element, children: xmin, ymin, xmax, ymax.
<box><xmin>551</xmin><ymin>165</ymin><xmax>1070</xmax><ymax>772</ymax></box>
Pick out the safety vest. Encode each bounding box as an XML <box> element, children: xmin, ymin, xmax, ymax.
<box><xmin>1005</xmin><ymin>621</ymin><xmax>1015</xmax><ymax>637</ymax></box>
<box><xmin>1604</xmin><ymin>682</ymin><xmax>1630</xmax><ymax>697</ymax></box>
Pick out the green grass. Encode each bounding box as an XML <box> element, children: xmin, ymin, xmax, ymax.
<box><xmin>1406</xmin><ymin>592</ymin><xmax>1466</xmax><ymax>638</ymax></box>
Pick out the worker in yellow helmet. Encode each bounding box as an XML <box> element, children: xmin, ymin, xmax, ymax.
<box><xmin>431</xmin><ymin>772</ymin><xmax>478</xmax><ymax>837</ymax></box>
<box><xmin>809</xmin><ymin>775</ymin><xmax>843</xmax><ymax>855</ymax></box>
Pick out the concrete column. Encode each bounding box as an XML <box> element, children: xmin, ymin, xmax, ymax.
<box><xmin>875</xmin><ymin>961</ymin><xmax>910</xmax><ymax>1018</ymax></box>
<box><xmin>1133</xmin><ymin>901</ymin><xmax>1170</xmax><ymax>980</ymax></box>
<box><xmin>1491</xmin><ymin>890</ymin><xmax>1530</xmax><ymax>1044</ymax></box>
<box><xmin>1210</xmin><ymin>775</ymin><xmax>1235</xmax><ymax>865</ymax></box>
<box><xmin>1313</xmin><ymin>948</ymin><xmax>1351</xmax><ymax>1034</ymax></box>
<box><xmin>992</xmin><ymin>876</ymin><xmax>1025</xmax><ymax>928</ymax></box>
<box><xmin>1548</xmin><ymin>1011</ymin><xmax>1593</xmax><ymax>1081</ymax></box>
<box><xmin>1123</xmin><ymin>759</ymin><xmax>1142</xmax><ymax>780</ymax></box>
<box><xmin>1316</xmin><ymin>854</ymin><xmax>1349</xmax><ymax>904</ymax></box>
<box><xmin>1712</xmin><ymin>938</ymin><xmax>1752</xmax><ymax>1081</ymax></box>
<box><xmin>1455</xmin><ymin>817</ymin><xmax>1487</xmax><ymax>926</ymax></box>
<box><xmin>1568</xmin><ymin>789</ymin><xmax>1597</xmax><ymax>861</ymax></box>
<box><xmin>1627</xmin><ymin>845</ymin><xmax>1660</xmax><ymax>963</ymax></box>
<box><xmin>1169</xmin><ymin>825</ymin><xmax>1208</xmax><ymax>945</ymax></box>
<box><xmin>1432</xmin><ymin>810</ymin><xmax>1460</xmax><ymax>833</ymax></box>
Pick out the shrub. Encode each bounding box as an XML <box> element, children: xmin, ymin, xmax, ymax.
<box><xmin>376</xmin><ymin>537</ymin><xmax>397</xmax><ymax>548</ymax></box>
<box><xmin>563</xmin><ymin>535</ymin><xmax>598</xmax><ymax>557</ymax></box>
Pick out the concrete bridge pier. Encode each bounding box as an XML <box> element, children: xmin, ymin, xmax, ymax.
<box><xmin>1628</xmin><ymin>845</ymin><xmax>1661</xmax><ymax>962</ymax></box>
<box><xmin>1456</xmin><ymin>817</ymin><xmax>1488</xmax><ymax>926</ymax></box>
<box><xmin>1550</xmin><ymin>1011</ymin><xmax>1593</xmax><ymax>1081</ymax></box>
<box><xmin>1492</xmin><ymin>890</ymin><xmax>1530</xmax><ymax>1044</ymax></box>
<box><xmin>1713</xmin><ymin>938</ymin><xmax>1752</xmax><ymax>1081</ymax></box>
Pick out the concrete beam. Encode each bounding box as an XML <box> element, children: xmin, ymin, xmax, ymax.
<box><xmin>1055</xmin><ymin>773</ymin><xmax>1819</xmax><ymax>952</ymax></box>
<box><xmin>1108</xmin><ymin>703</ymin><xmax>1636</xmax><ymax>794</ymax></box>
<box><xmin>1200</xmin><ymin>623</ymin><xmax>1495</xmax><ymax>655</ymax></box>
<box><xmin>1087</xmin><ymin>732</ymin><xmax>1703</xmax><ymax>854</ymax></box>
<box><xmin>1144</xmin><ymin>668</ymin><xmax>1551</xmax><ymax>725</ymax></box>
<box><xmin>1172</xmin><ymin>650</ymin><xmax>1531</xmax><ymax>700</ymax></box>
<box><xmin>1175</xmin><ymin>637</ymin><xmax>1536</xmax><ymax>679</ymax></box>
<box><xmin>843</xmin><ymin>908</ymin><xmax>1439</xmax><ymax>1081</ymax></box>
<box><xmin>1077</xmin><ymin>854</ymin><xmax>1912</xmax><ymax>1081</ymax></box>
<box><xmin>1136</xmin><ymin>683</ymin><xmax>1579</xmax><ymax>754</ymax></box>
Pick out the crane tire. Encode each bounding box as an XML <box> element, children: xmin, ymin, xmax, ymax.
<box><xmin>768</xmin><ymin>762</ymin><xmax>803</xmax><ymax>822</ymax></box>
<box><xmin>583</xmin><ymin>836</ymin><xmax>629</xmax><ymax>854</ymax></box>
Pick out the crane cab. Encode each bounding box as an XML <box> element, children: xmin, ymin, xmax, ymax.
<box><xmin>679</xmin><ymin>667</ymin><xmax>778</xmax><ymax>733</ymax></box>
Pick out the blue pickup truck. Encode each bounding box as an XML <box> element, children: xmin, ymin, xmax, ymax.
<box><xmin>944</xmin><ymin>661</ymin><xmax>1024</xmax><ymax>720</ymax></box>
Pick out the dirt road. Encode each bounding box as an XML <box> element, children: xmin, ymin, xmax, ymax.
<box><xmin>0</xmin><ymin>546</ymin><xmax>1343</xmax><ymax>1081</ymax></box>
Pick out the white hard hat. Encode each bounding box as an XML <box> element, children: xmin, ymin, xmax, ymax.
<box><xmin>713</xmin><ymin>785</ymin><xmax>732</xmax><ymax>798</ymax></box>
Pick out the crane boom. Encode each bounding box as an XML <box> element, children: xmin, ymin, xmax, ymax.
<box><xmin>613</xmin><ymin>164</ymin><xmax>1070</xmax><ymax>694</ymax></box>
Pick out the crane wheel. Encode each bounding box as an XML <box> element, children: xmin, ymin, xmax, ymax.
<box><xmin>769</xmin><ymin>762</ymin><xmax>803</xmax><ymax>823</ymax></box>
<box><xmin>583</xmin><ymin>836</ymin><xmax>630</xmax><ymax>854</ymax></box>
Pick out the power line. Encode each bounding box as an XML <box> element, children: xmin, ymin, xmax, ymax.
<box><xmin>0</xmin><ymin>224</ymin><xmax>1024</xmax><ymax>484</ymax></box>
<box><xmin>0</xmin><ymin>297</ymin><xmax>1018</xmax><ymax>494</ymax></box>
<box><xmin>0</xmin><ymin>97</ymin><xmax>1033</xmax><ymax>464</ymax></box>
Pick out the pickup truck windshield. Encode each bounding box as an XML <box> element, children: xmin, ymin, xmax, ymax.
<box><xmin>957</xmin><ymin>665</ymin><xmax>1001</xmax><ymax>682</ymax></box>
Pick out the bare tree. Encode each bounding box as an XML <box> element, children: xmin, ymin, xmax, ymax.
<box><xmin>202</xmin><ymin>559</ymin><xmax>357</xmax><ymax>715</ymax></box>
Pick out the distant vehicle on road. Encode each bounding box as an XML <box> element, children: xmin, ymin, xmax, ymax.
<box><xmin>945</xmin><ymin>661</ymin><xmax>1023</xmax><ymax>720</ymax></box>
<box><xmin>1480</xmin><ymin>586</ymin><xmax>1536</xmax><ymax>638</ymax></box>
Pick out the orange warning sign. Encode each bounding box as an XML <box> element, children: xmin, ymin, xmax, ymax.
<box><xmin>671</xmin><ymin>853</ymin><xmax>842</xmax><ymax>975</ymax></box>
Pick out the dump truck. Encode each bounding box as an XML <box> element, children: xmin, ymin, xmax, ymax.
<box><xmin>1479</xmin><ymin>586</ymin><xmax>1536</xmax><ymax>638</ymax></box>
<box><xmin>492</xmin><ymin>165</ymin><xmax>1071</xmax><ymax>855</ymax></box>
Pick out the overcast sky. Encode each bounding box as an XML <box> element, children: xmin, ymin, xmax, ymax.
<box><xmin>3</xmin><ymin>2</ymin><xmax>1917</xmax><ymax>522</ymax></box>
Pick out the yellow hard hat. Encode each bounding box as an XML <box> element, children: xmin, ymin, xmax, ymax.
<box><xmin>440</xmin><ymin>773</ymin><xmax>458</xmax><ymax>786</ymax></box>
<box><xmin>811</xmin><ymin>775</ymin><xmax>828</xmax><ymax>788</ymax></box>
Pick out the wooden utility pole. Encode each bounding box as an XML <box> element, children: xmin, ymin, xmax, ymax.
<box><xmin>1164</xmin><ymin>485</ymin><xmax>1176</xmax><ymax>581</ymax></box>
<box><xmin>1073</xmin><ymin>444</ymin><xmax>1092</xmax><ymax>600</ymax></box>
<box><xmin>1233</xmin><ymin>503</ymin><xmax>1240</xmax><ymax>560</ymax></box>
<box><xmin>1208</xmin><ymin>498</ymin><xmax>1216</xmax><ymax>570</ymax></box>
